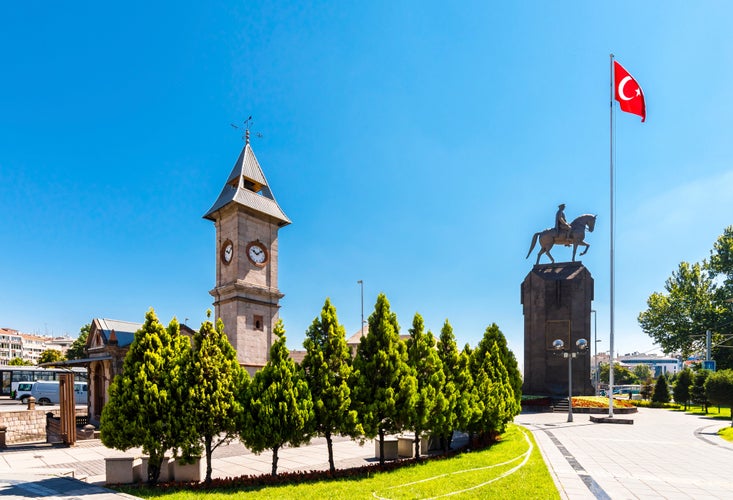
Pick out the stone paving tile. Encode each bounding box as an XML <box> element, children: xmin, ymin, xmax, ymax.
<box><xmin>520</xmin><ymin>408</ymin><xmax>733</xmax><ymax>500</ymax></box>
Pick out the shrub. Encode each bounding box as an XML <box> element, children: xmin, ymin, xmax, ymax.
<box><xmin>651</xmin><ymin>375</ymin><xmax>671</xmax><ymax>403</ymax></box>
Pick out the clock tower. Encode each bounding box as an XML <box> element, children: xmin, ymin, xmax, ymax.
<box><xmin>203</xmin><ymin>133</ymin><xmax>291</xmax><ymax>374</ymax></box>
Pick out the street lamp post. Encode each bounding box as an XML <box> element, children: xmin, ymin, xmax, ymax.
<box><xmin>591</xmin><ymin>310</ymin><xmax>597</xmax><ymax>393</ymax></box>
<box><xmin>553</xmin><ymin>338</ymin><xmax>588</xmax><ymax>423</ymax></box>
<box><xmin>357</xmin><ymin>280</ymin><xmax>364</xmax><ymax>333</ymax></box>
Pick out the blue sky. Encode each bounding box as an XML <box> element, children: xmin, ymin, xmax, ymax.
<box><xmin>2</xmin><ymin>2</ymin><xmax>732</xmax><ymax>368</ymax></box>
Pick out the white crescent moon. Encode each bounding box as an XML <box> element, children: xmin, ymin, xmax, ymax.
<box><xmin>618</xmin><ymin>76</ymin><xmax>634</xmax><ymax>101</ymax></box>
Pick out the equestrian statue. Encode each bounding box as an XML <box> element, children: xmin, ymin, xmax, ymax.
<box><xmin>526</xmin><ymin>204</ymin><xmax>596</xmax><ymax>265</ymax></box>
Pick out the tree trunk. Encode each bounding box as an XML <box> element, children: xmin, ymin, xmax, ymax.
<box><xmin>414</xmin><ymin>428</ymin><xmax>421</xmax><ymax>458</ymax></box>
<box><xmin>147</xmin><ymin>451</ymin><xmax>162</xmax><ymax>486</ymax></box>
<box><xmin>441</xmin><ymin>430</ymin><xmax>454</xmax><ymax>454</ymax></box>
<box><xmin>205</xmin><ymin>434</ymin><xmax>213</xmax><ymax>484</ymax></box>
<box><xmin>326</xmin><ymin>431</ymin><xmax>335</xmax><ymax>474</ymax></box>
<box><xmin>271</xmin><ymin>444</ymin><xmax>280</xmax><ymax>476</ymax></box>
<box><xmin>378</xmin><ymin>427</ymin><xmax>385</xmax><ymax>466</ymax></box>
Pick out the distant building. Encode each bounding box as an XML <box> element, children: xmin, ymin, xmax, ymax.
<box><xmin>618</xmin><ymin>352</ymin><xmax>681</xmax><ymax>377</ymax></box>
<box><xmin>0</xmin><ymin>328</ymin><xmax>24</xmax><ymax>365</ymax></box>
<box><xmin>0</xmin><ymin>328</ymin><xmax>70</xmax><ymax>365</ymax></box>
<box><xmin>346</xmin><ymin>325</ymin><xmax>411</xmax><ymax>357</ymax></box>
<box><xmin>20</xmin><ymin>334</ymin><xmax>48</xmax><ymax>364</ymax></box>
<box><xmin>47</xmin><ymin>336</ymin><xmax>74</xmax><ymax>354</ymax></box>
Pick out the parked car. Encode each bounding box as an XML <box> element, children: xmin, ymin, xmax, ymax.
<box><xmin>14</xmin><ymin>382</ymin><xmax>35</xmax><ymax>404</ymax></box>
<box><xmin>30</xmin><ymin>381</ymin><xmax>88</xmax><ymax>405</ymax></box>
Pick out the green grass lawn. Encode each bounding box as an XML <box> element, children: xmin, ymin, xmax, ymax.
<box><xmin>675</xmin><ymin>404</ymin><xmax>731</xmax><ymax>421</ymax></box>
<box><xmin>118</xmin><ymin>425</ymin><xmax>559</xmax><ymax>500</ymax></box>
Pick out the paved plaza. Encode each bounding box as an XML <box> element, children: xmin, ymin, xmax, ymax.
<box><xmin>518</xmin><ymin>407</ymin><xmax>733</xmax><ymax>499</ymax></box>
<box><xmin>0</xmin><ymin>407</ymin><xmax>732</xmax><ymax>498</ymax></box>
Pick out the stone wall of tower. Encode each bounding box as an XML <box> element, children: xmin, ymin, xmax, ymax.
<box><xmin>212</xmin><ymin>205</ymin><xmax>283</xmax><ymax>374</ymax></box>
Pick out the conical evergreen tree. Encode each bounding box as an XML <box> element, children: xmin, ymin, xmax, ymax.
<box><xmin>241</xmin><ymin>319</ymin><xmax>313</xmax><ymax>476</ymax></box>
<box><xmin>352</xmin><ymin>293</ymin><xmax>417</xmax><ymax>465</ymax></box>
<box><xmin>476</xmin><ymin>323</ymin><xmax>522</xmax><ymax>406</ymax></box>
<box><xmin>435</xmin><ymin>320</ymin><xmax>460</xmax><ymax>452</ymax></box>
<box><xmin>672</xmin><ymin>368</ymin><xmax>692</xmax><ymax>410</ymax></box>
<box><xmin>652</xmin><ymin>374</ymin><xmax>671</xmax><ymax>403</ymax></box>
<box><xmin>405</xmin><ymin>313</ymin><xmax>446</xmax><ymax>457</ymax></box>
<box><xmin>101</xmin><ymin>309</ymin><xmax>194</xmax><ymax>485</ymax></box>
<box><xmin>188</xmin><ymin>314</ymin><xmax>248</xmax><ymax>484</ymax></box>
<box><xmin>301</xmin><ymin>298</ymin><xmax>361</xmax><ymax>473</ymax></box>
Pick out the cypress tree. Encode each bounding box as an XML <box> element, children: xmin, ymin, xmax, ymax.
<box><xmin>691</xmin><ymin>369</ymin><xmax>711</xmax><ymax>413</ymax></box>
<box><xmin>405</xmin><ymin>313</ymin><xmax>446</xmax><ymax>457</ymax></box>
<box><xmin>652</xmin><ymin>374</ymin><xmax>671</xmax><ymax>403</ymax></box>
<box><xmin>241</xmin><ymin>319</ymin><xmax>313</xmax><ymax>476</ymax></box>
<box><xmin>301</xmin><ymin>298</ymin><xmax>361</xmax><ymax>473</ymax></box>
<box><xmin>101</xmin><ymin>309</ymin><xmax>194</xmax><ymax>485</ymax></box>
<box><xmin>476</xmin><ymin>323</ymin><xmax>522</xmax><ymax>406</ymax></box>
<box><xmin>188</xmin><ymin>314</ymin><xmax>248</xmax><ymax>484</ymax></box>
<box><xmin>435</xmin><ymin>320</ymin><xmax>460</xmax><ymax>452</ymax></box>
<box><xmin>468</xmin><ymin>342</ymin><xmax>517</xmax><ymax>442</ymax></box>
<box><xmin>352</xmin><ymin>293</ymin><xmax>417</xmax><ymax>465</ymax></box>
<box><xmin>672</xmin><ymin>368</ymin><xmax>693</xmax><ymax>410</ymax></box>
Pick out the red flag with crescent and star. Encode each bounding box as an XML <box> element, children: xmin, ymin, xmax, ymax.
<box><xmin>614</xmin><ymin>61</ymin><xmax>646</xmax><ymax>122</ymax></box>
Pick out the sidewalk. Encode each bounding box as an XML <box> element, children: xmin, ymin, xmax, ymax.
<box><xmin>0</xmin><ymin>434</ymin><xmax>379</xmax><ymax>499</ymax></box>
<box><xmin>517</xmin><ymin>407</ymin><xmax>733</xmax><ymax>499</ymax></box>
<box><xmin>1</xmin><ymin>408</ymin><xmax>732</xmax><ymax>498</ymax></box>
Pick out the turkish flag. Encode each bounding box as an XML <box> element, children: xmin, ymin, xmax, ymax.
<box><xmin>614</xmin><ymin>61</ymin><xmax>646</xmax><ymax>122</ymax></box>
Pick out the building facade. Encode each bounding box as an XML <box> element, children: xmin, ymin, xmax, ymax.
<box><xmin>618</xmin><ymin>353</ymin><xmax>681</xmax><ymax>377</ymax></box>
<box><xmin>0</xmin><ymin>328</ymin><xmax>69</xmax><ymax>365</ymax></box>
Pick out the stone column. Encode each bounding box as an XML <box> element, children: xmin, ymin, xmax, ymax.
<box><xmin>521</xmin><ymin>261</ymin><xmax>594</xmax><ymax>397</ymax></box>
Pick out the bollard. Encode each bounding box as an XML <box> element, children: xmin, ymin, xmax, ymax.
<box><xmin>81</xmin><ymin>424</ymin><xmax>96</xmax><ymax>439</ymax></box>
<box><xmin>0</xmin><ymin>425</ymin><xmax>7</xmax><ymax>449</ymax></box>
<box><xmin>27</xmin><ymin>396</ymin><xmax>36</xmax><ymax>411</ymax></box>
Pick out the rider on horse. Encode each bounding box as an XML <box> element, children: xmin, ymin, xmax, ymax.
<box><xmin>555</xmin><ymin>203</ymin><xmax>572</xmax><ymax>245</ymax></box>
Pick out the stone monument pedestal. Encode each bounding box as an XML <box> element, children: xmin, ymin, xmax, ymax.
<box><xmin>521</xmin><ymin>261</ymin><xmax>594</xmax><ymax>397</ymax></box>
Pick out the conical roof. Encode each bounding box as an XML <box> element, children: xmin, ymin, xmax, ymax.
<box><xmin>203</xmin><ymin>143</ymin><xmax>291</xmax><ymax>225</ymax></box>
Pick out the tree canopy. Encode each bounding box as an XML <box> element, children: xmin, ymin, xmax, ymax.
<box><xmin>599</xmin><ymin>362</ymin><xmax>638</xmax><ymax>385</ymax></box>
<box><xmin>639</xmin><ymin>227</ymin><xmax>733</xmax><ymax>366</ymax></box>
<box><xmin>651</xmin><ymin>374</ymin><xmax>670</xmax><ymax>403</ymax></box>
<box><xmin>301</xmin><ymin>298</ymin><xmax>361</xmax><ymax>473</ymax></box>
<box><xmin>188</xmin><ymin>315</ymin><xmax>248</xmax><ymax>484</ymax></box>
<box><xmin>704</xmin><ymin>369</ymin><xmax>733</xmax><ymax>426</ymax></box>
<box><xmin>38</xmin><ymin>349</ymin><xmax>65</xmax><ymax>364</ymax></box>
<box><xmin>352</xmin><ymin>293</ymin><xmax>417</xmax><ymax>465</ymax></box>
<box><xmin>100</xmin><ymin>309</ymin><xmax>194</xmax><ymax>485</ymax></box>
<box><xmin>241</xmin><ymin>319</ymin><xmax>313</xmax><ymax>476</ymax></box>
<box><xmin>66</xmin><ymin>324</ymin><xmax>90</xmax><ymax>360</ymax></box>
<box><xmin>405</xmin><ymin>313</ymin><xmax>446</xmax><ymax>457</ymax></box>
<box><xmin>9</xmin><ymin>357</ymin><xmax>32</xmax><ymax>366</ymax></box>
<box><xmin>672</xmin><ymin>368</ymin><xmax>693</xmax><ymax>410</ymax></box>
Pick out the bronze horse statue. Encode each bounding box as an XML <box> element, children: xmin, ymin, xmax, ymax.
<box><xmin>526</xmin><ymin>214</ymin><xmax>597</xmax><ymax>265</ymax></box>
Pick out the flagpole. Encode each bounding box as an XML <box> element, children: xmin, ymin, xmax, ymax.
<box><xmin>609</xmin><ymin>53</ymin><xmax>615</xmax><ymax>417</ymax></box>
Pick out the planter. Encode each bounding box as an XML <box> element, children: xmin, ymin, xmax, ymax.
<box><xmin>397</xmin><ymin>434</ymin><xmax>437</xmax><ymax>457</ymax></box>
<box><xmin>374</xmin><ymin>437</ymin><xmax>399</xmax><ymax>460</ymax></box>
<box><xmin>105</xmin><ymin>456</ymin><xmax>139</xmax><ymax>485</ymax></box>
<box><xmin>172</xmin><ymin>457</ymin><xmax>203</xmax><ymax>482</ymax></box>
<box><xmin>140</xmin><ymin>456</ymin><xmax>172</xmax><ymax>483</ymax></box>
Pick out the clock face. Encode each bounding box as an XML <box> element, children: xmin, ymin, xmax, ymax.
<box><xmin>221</xmin><ymin>240</ymin><xmax>234</xmax><ymax>265</ymax></box>
<box><xmin>246</xmin><ymin>241</ymin><xmax>268</xmax><ymax>266</ymax></box>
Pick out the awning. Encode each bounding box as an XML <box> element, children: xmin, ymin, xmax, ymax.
<box><xmin>39</xmin><ymin>356</ymin><xmax>113</xmax><ymax>367</ymax></box>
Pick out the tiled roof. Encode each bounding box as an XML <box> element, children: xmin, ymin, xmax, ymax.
<box><xmin>203</xmin><ymin>143</ymin><xmax>290</xmax><ymax>225</ymax></box>
<box><xmin>95</xmin><ymin>319</ymin><xmax>141</xmax><ymax>347</ymax></box>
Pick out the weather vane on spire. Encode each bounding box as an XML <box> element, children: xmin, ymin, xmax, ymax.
<box><xmin>230</xmin><ymin>116</ymin><xmax>263</xmax><ymax>144</ymax></box>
